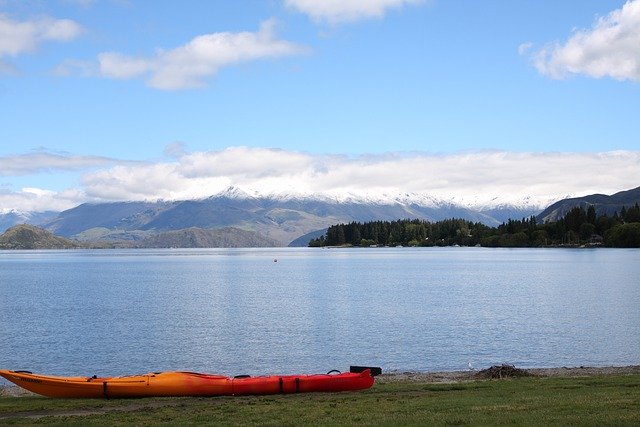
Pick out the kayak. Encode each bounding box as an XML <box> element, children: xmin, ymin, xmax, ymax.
<box><xmin>0</xmin><ymin>366</ymin><xmax>381</xmax><ymax>398</ymax></box>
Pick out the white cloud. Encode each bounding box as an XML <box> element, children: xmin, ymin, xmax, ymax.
<box><xmin>77</xmin><ymin>148</ymin><xmax>640</xmax><ymax>210</ymax></box>
<box><xmin>0</xmin><ymin>151</ymin><xmax>122</xmax><ymax>176</ymax></box>
<box><xmin>527</xmin><ymin>0</ymin><xmax>640</xmax><ymax>81</ymax></box>
<box><xmin>0</xmin><ymin>187</ymin><xmax>88</xmax><ymax>214</ymax></box>
<box><xmin>285</xmin><ymin>0</ymin><xmax>424</xmax><ymax>24</ymax></box>
<box><xmin>67</xmin><ymin>19</ymin><xmax>308</xmax><ymax>90</ymax></box>
<box><xmin>178</xmin><ymin>147</ymin><xmax>315</xmax><ymax>179</ymax></box>
<box><xmin>97</xmin><ymin>52</ymin><xmax>151</xmax><ymax>79</ymax></box>
<box><xmin>4</xmin><ymin>148</ymin><xmax>640</xmax><ymax>213</ymax></box>
<box><xmin>517</xmin><ymin>42</ymin><xmax>532</xmax><ymax>56</ymax></box>
<box><xmin>0</xmin><ymin>13</ymin><xmax>83</xmax><ymax>72</ymax></box>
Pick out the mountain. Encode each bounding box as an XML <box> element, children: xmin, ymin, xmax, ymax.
<box><xmin>0</xmin><ymin>210</ymin><xmax>59</xmax><ymax>233</ymax></box>
<box><xmin>3</xmin><ymin>186</ymin><xmax>638</xmax><ymax>248</ymax></box>
<box><xmin>537</xmin><ymin>186</ymin><xmax>640</xmax><ymax>223</ymax></box>
<box><xmin>0</xmin><ymin>224</ymin><xmax>80</xmax><ymax>249</ymax></box>
<box><xmin>37</xmin><ymin>190</ymin><xmax>541</xmax><ymax>246</ymax></box>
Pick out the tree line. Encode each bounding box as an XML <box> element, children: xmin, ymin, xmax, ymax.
<box><xmin>309</xmin><ymin>203</ymin><xmax>640</xmax><ymax>248</ymax></box>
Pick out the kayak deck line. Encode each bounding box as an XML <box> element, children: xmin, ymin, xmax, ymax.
<box><xmin>0</xmin><ymin>366</ymin><xmax>381</xmax><ymax>398</ymax></box>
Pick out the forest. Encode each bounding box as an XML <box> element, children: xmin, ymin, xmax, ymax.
<box><xmin>309</xmin><ymin>203</ymin><xmax>640</xmax><ymax>248</ymax></box>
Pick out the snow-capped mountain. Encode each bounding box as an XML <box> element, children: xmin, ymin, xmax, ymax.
<box><xmin>6</xmin><ymin>188</ymin><xmax>542</xmax><ymax>246</ymax></box>
<box><xmin>210</xmin><ymin>185</ymin><xmax>549</xmax><ymax>212</ymax></box>
<box><xmin>4</xmin><ymin>185</ymin><xmax>637</xmax><ymax>246</ymax></box>
<box><xmin>0</xmin><ymin>210</ymin><xmax>59</xmax><ymax>233</ymax></box>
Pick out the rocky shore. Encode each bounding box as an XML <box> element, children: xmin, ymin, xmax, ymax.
<box><xmin>378</xmin><ymin>365</ymin><xmax>640</xmax><ymax>384</ymax></box>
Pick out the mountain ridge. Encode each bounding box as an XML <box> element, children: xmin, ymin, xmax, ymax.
<box><xmin>2</xmin><ymin>186</ymin><xmax>638</xmax><ymax>246</ymax></box>
<box><xmin>36</xmin><ymin>194</ymin><xmax>540</xmax><ymax>245</ymax></box>
<box><xmin>2</xmin><ymin>185</ymin><xmax>638</xmax><ymax>248</ymax></box>
<box><xmin>537</xmin><ymin>186</ymin><xmax>640</xmax><ymax>223</ymax></box>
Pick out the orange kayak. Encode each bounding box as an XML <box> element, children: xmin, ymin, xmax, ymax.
<box><xmin>0</xmin><ymin>366</ymin><xmax>380</xmax><ymax>398</ymax></box>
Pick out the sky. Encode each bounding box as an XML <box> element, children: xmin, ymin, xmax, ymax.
<box><xmin>1</xmin><ymin>0</ymin><xmax>639</xmax><ymax>213</ymax></box>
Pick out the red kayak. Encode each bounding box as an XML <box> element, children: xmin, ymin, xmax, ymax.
<box><xmin>0</xmin><ymin>366</ymin><xmax>381</xmax><ymax>398</ymax></box>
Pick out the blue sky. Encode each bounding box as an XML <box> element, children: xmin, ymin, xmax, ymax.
<box><xmin>1</xmin><ymin>0</ymin><xmax>639</xmax><ymax>212</ymax></box>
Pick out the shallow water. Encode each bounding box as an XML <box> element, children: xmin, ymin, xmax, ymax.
<box><xmin>0</xmin><ymin>247</ymin><xmax>638</xmax><ymax>379</ymax></box>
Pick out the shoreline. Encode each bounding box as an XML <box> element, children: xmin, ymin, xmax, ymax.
<box><xmin>377</xmin><ymin>365</ymin><xmax>640</xmax><ymax>384</ymax></box>
<box><xmin>2</xmin><ymin>365</ymin><xmax>639</xmax><ymax>398</ymax></box>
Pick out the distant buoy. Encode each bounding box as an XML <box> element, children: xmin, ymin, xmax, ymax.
<box><xmin>273</xmin><ymin>259</ymin><xmax>278</xmax><ymax>262</ymax></box>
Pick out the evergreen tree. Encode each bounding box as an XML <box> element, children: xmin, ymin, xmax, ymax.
<box><xmin>587</xmin><ymin>205</ymin><xmax>596</xmax><ymax>224</ymax></box>
<box><xmin>309</xmin><ymin>204</ymin><xmax>640</xmax><ymax>248</ymax></box>
<box><xmin>624</xmin><ymin>203</ymin><xmax>640</xmax><ymax>223</ymax></box>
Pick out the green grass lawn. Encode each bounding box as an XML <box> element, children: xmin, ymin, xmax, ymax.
<box><xmin>1</xmin><ymin>375</ymin><xmax>638</xmax><ymax>425</ymax></box>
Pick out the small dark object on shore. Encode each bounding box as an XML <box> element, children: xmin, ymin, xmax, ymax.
<box><xmin>475</xmin><ymin>364</ymin><xmax>531</xmax><ymax>379</ymax></box>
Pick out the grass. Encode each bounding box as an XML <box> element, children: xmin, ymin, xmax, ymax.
<box><xmin>1</xmin><ymin>375</ymin><xmax>639</xmax><ymax>425</ymax></box>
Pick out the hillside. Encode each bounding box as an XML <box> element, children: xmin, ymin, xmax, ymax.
<box><xmin>44</xmin><ymin>201</ymin><xmax>176</xmax><ymax>237</ymax></box>
<box><xmin>136</xmin><ymin>227</ymin><xmax>282</xmax><ymax>248</ymax></box>
<box><xmin>0</xmin><ymin>225</ymin><xmax>80</xmax><ymax>249</ymax></box>
<box><xmin>537</xmin><ymin>186</ymin><xmax>640</xmax><ymax>223</ymax></box>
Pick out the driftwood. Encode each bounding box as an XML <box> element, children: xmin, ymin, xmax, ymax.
<box><xmin>475</xmin><ymin>364</ymin><xmax>531</xmax><ymax>379</ymax></box>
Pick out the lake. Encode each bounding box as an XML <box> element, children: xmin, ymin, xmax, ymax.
<box><xmin>0</xmin><ymin>247</ymin><xmax>638</xmax><ymax>381</ymax></box>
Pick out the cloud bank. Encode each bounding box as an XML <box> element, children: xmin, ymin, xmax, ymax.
<box><xmin>285</xmin><ymin>0</ymin><xmax>424</xmax><ymax>24</ymax></box>
<box><xmin>3</xmin><ymin>148</ymin><xmax>639</xmax><ymax>213</ymax></box>
<box><xmin>0</xmin><ymin>151</ymin><xmax>121</xmax><ymax>176</ymax></box>
<box><xmin>59</xmin><ymin>19</ymin><xmax>308</xmax><ymax>90</ymax></box>
<box><xmin>0</xmin><ymin>13</ymin><xmax>83</xmax><ymax>73</ymax></box>
<box><xmin>0</xmin><ymin>187</ymin><xmax>88</xmax><ymax>214</ymax></box>
<box><xmin>527</xmin><ymin>0</ymin><xmax>640</xmax><ymax>81</ymax></box>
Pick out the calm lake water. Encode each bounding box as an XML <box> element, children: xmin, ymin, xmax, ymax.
<box><xmin>0</xmin><ymin>247</ymin><xmax>638</xmax><ymax>381</ymax></box>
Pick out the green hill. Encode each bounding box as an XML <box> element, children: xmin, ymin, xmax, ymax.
<box><xmin>136</xmin><ymin>227</ymin><xmax>282</xmax><ymax>248</ymax></box>
<box><xmin>0</xmin><ymin>224</ymin><xmax>80</xmax><ymax>249</ymax></box>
